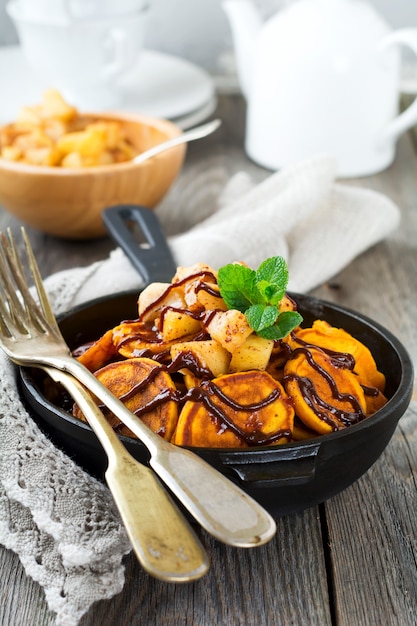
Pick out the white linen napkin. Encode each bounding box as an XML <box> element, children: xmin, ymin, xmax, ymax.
<box><xmin>0</xmin><ymin>156</ymin><xmax>400</xmax><ymax>626</ymax></box>
<box><xmin>74</xmin><ymin>155</ymin><xmax>400</xmax><ymax>304</ymax></box>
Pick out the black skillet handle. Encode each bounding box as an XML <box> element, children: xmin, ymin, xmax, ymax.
<box><xmin>217</xmin><ymin>442</ymin><xmax>321</xmax><ymax>487</ymax></box>
<box><xmin>103</xmin><ymin>205</ymin><xmax>177</xmax><ymax>285</ymax></box>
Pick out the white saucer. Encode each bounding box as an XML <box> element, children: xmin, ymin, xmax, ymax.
<box><xmin>0</xmin><ymin>46</ymin><xmax>216</xmax><ymax>128</ymax></box>
<box><xmin>172</xmin><ymin>95</ymin><xmax>218</xmax><ymax>130</ymax></box>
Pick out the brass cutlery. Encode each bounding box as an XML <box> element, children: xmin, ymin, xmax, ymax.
<box><xmin>0</xmin><ymin>228</ymin><xmax>276</xmax><ymax>576</ymax></box>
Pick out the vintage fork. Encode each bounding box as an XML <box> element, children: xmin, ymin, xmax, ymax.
<box><xmin>0</xmin><ymin>230</ymin><xmax>209</xmax><ymax>582</ymax></box>
<box><xmin>0</xmin><ymin>228</ymin><xmax>276</xmax><ymax>549</ymax></box>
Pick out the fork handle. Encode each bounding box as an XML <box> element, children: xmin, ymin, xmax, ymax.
<box><xmin>43</xmin><ymin>367</ymin><xmax>209</xmax><ymax>582</ymax></box>
<box><xmin>59</xmin><ymin>357</ymin><xmax>277</xmax><ymax>548</ymax></box>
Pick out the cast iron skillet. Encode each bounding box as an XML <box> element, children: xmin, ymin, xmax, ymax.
<box><xmin>18</xmin><ymin>205</ymin><xmax>414</xmax><ymax>518</ymax></box>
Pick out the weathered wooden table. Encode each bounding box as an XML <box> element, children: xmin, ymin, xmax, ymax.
<box><xmin>0</xmin><ymin>94</ymin><xmax>416</xmax><ymax>626</ymax></box>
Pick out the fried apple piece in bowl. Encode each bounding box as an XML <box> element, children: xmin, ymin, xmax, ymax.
<box><xmin>73</xmin><ymin>357</ymin><xmax>178</xmax><ymax>440</ymax></box>
<box><xmin>172</xmin><ymin>370</ymin><xmax>294</xmax><ymax>448</ymax></box>
<box><xmin>0</xmin><ymin>90</ymin><xmax>185</xmax><ymax>238</ymax></box>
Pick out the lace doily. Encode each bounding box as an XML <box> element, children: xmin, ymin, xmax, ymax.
<box><xmin>0</xmin><ymin>263</ymin><xmax>134</xmax><ymax>626</ymax></box>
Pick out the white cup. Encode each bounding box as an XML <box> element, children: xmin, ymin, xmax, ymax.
<box><xmin>67</xmin><ymin>0</ymin><xmax>149</xmax><ymax>20</ymax></box>
<box><xmin>7</xmin><ymin>1</ymin><xmax>149</xmax><ymax>109</ymax></box>
<box><xmin>13</xmin><ymin>0</ymin><xmax>148</xmax><ymax>23</ymax></box>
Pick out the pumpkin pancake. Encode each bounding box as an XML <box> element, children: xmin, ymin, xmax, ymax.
<box><xmin>290</xmin><ymin>320</ymin><xmax>385</xmax><ymax>391</ymax></box>
<box><xmin>73</xmin><ymin>357</ymin><xmax>178</xmax><ymax>439</ymax></box>
<box><xmin>284</xmin><ymin>347</ymin><xmax>367</xmax><ymax>435</ymax></box>
<box><xmin>172</xmin><ymin>370</ymin><xmax>294</xmax><ymax>448</ymax></box>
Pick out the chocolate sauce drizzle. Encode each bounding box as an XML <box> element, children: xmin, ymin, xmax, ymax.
<box><xmin>289</xmin><ymin>331</ymin><xmax>381</xmax><ymax>409</ymax></box>
<box><xmin>290</xmin><ymin>333</ymin><xmax>356</xmax><ymax>370</ymax></box>
<box><xmin>182</xmin><ymin>382</ymin><xmax>291</xmax><ymax>446</ymax></box>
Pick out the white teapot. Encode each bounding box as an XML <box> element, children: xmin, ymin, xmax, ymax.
<box><xmin>223</xmin><ymin>0</ymin><xmax>417</xmax><ymax>177</ymax></box>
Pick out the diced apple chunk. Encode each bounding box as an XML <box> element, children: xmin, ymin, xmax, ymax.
<box><xmin>172</xmin><ymin>263</ymin><xmax>217</xmax><ymax>283</ymax></box>
<box><xmin>138</xmin><ymin>282</ymin><xmax>169</xmax><ymax>314</ymax></box>
<box><xmin>196</xmin><ymin>283</ymin><xmax>228</xmax><ymax>311</ymax></box>
<box><xmin>170</xmin><ymin>339</ymin><xmax>231</xmax><ymax>377</ymax></box>
<box><xmin>138</xmin><ymin>283</ymin><xmax>186</xmax><ymax>321</ymax></box>
<box><xmin>229</xmin><ymin>335</ymin><xmax>274</xmax><ymax>373</ymax></box>
<box><xmin>161</xmin><ymin>309</ymin><xmax>201</xmax><ymax>342</ymax></box>
<box><xmin>205</xmin><ymin>309</ymin><xmax>253</xmax><ymax>352</ymax></box>
<box><xmin>280</xmin><ymin>294</ymin><xmax>297</xmax><ymax>312</ymax></box>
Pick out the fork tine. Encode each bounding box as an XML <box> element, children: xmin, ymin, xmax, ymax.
<box><xmin>20</xmin><ymin>227</ymin><xmax>61</xmax><ymax>335</ymax></box>
<box><xmin>0</xmin><ymin>232</ymin><xmax>29</xmax><ymax>334</ymax></box>
<box><xmin>0</xmin><ymin>228</ymin><xmax>57</xmax><ymax>337</ymax></box>
<box><xmin>0</xmin><ymin>287</ymin><xmax>15</xmax><ymax>337</ymax></box>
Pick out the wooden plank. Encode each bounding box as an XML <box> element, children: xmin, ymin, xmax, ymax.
<box><xmin>0</xmin><ymin>508</ymin><xmax>332</xmax><ymax>626</ymax></box>
<box><xmin>312</xmin><ymin>131</ymin><xmax>417</xmax><ymax>625</ymax></box>
<box><xmin>0</xmin><ymin>547</ymin><xmax>56</xmax><ymax>626</ymax></box>
<box><xmin>324</xmin><ymin>402</ymin><xmax>417</xmax><ymax>626</ymax></box>
<box><xmin>76</xmin><ymin>509</ymin><xmax>331</xmax><ymax>626</ymax></box>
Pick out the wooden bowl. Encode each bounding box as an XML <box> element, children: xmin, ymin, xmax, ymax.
<box><xmin>0</xmin><ymin>112</ymin><xmax>186</xmax><ymax>240</ymax></box>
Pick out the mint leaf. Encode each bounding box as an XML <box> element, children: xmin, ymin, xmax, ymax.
<box><xmin>255</xmin><ymin>257</ymin><xmax>288</xmax><ymax>305</ymax></box>
<box><xmin>217</xmin><ymin>264</ymin><xmax>260</xmax><ymax>311</ymax></box>
<box><xmin>245</xmin><ymin>304</ymin><xmax>279</xmax><ymax>332</ymax></box>
<box><xmin>217</xmin><ymin>256</ymin><xmax>303</xmax><ymax>340</ymax></box>
<box><xmin>257</xmin><ymin>311</ymin><xmax>303</xmax><ymax>340</ymax></box>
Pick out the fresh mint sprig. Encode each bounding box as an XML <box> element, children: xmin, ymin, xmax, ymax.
<box><xmin>217</xmin><ymin>257</ymin><xmax>303</xmax><ymax>340</ymax></box>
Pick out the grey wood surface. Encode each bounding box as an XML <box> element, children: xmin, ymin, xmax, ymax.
<box><xmin>0</xmin><ymin>93</ymin><xmax>416</xmax><ymax>626</ymax></box>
